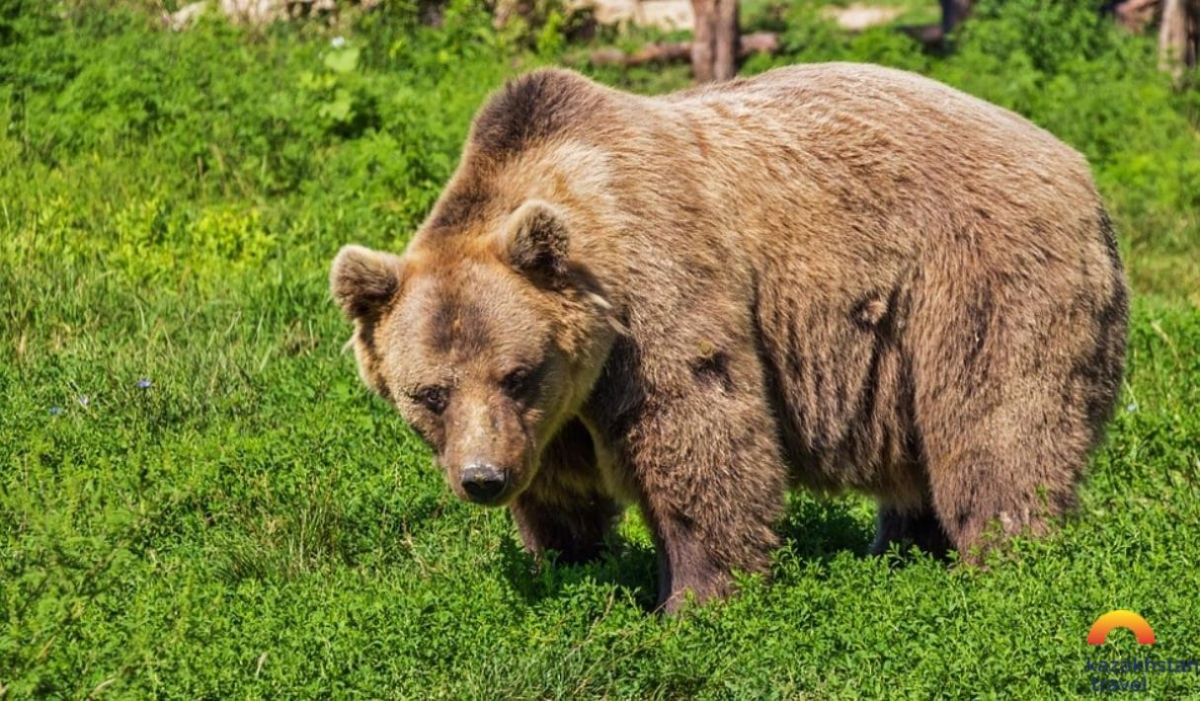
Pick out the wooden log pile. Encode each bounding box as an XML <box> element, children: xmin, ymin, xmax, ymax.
<box><xmin>588</xmin><ymin>31</ymin><xmax>777</xmax><ymax>68</ymax></box>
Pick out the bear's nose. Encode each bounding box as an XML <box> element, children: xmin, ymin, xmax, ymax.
<box><xmin>460</xmin><ymin>463</ymin><xmax>507</xmax><ymax>503</ymax></box>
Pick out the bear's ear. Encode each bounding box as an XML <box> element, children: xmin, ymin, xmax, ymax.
<box><xmin>498</xmin><ymin>200</ymin><xmax>570</xmax><ymax>287</ymax></box>
<box><xmin>330</xmin><ymin>245</ymin><xmax>404</xmax><ymax>321</ymax></box>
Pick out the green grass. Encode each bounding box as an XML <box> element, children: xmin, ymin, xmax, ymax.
<box><xmin>2</xmin><ymin>1</ymin><xmax>1199</xmax><ymax>697</ymax></box>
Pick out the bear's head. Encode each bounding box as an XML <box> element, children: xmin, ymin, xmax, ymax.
<box><xmin>331</xmin><ymin>200</ymin><xmax>622</xmax><ymax>506</ymax></box>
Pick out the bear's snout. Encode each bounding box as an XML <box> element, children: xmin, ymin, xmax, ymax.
<box><xmin>460</xmin><ymin>462</ymin><xmax>509</xmax><ymax>504</ymax></box>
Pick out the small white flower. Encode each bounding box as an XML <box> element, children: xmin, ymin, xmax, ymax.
<box><xmin>77</xmin><ymin>394</ymin><xmax>90</xmax><ymax>407</ymax></box>
<box><xmin>331</xmin><ymin>36</ymin><xmax>346</xmax><ymax>49</ymax></box>
<box><xmin>1125</xmin><ymin>402</ymin><xmax>1138</xmax><ymax>413</ymax></box>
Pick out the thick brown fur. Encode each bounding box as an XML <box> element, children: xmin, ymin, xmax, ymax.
<box><xmin>331</xmin><ymin>64</ymin><xmax>1128</xmax><ymax>611</ymax></box>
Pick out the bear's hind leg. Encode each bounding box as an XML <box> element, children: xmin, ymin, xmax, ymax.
<box><xmin>918</xmin><ymin>395</ymin><xmax>1088</xmax><ymax>562</ymax></box>
<box><xmin>910</xmin><ymin>268</ymin><xmax>1114</xmax><ymax>561</ymax></box>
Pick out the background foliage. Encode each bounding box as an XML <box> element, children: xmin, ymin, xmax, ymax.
<box><xmin>2</xmin><ymin>0</ymin><xmax>1198</xmax><ymax>697</ymax></box>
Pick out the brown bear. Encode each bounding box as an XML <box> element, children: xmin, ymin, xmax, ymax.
<box><xmin>330</xmin><ymin>64</ymin><xmax>1127</xmax><ymax>611</ymax></box>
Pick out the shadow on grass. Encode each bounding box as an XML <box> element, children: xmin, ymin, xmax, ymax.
<box><xmin>499</xmin><ymin>532</ymin><xmax>661</xmax><ymax>611</ymax></box>
<box><xmin>499</xmin><ymin>495</ymin><xmax>892</xmax><ymax>609</ymax></box>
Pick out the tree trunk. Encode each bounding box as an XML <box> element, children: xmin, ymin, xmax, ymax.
<box><xmin>691</xmin><ymin>0</ymin><xmax>739</xmax><ymax>83</ymax></box>
<box><xmin>940</xmin><ymin>0</ymin><xmax>972</xmax><ymax>35</ymax></box>
<box><xmin>714</xmin><ymin>0</ymin><xmax>740</xmax><ymax>81</ymax></box>
<box><xmin>691</xmin><ymin>0</ymin><xmax>717</xmax><ymax>83</ymax></box>
<box><xmin>1194</xmin><ymin>0</ymin><xmax>1200</xmax><ymax>66</ymax></box>
<box><xmin>1159</xmin><ymin>0</ymin><xmax>1194</xmax><ymax>76</ymax></box>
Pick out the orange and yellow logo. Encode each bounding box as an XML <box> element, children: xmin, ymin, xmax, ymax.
<box><xmin>1087</xmin><ymin>610</ymin><xmax>1156</xmax><ymax>646</ymax></box>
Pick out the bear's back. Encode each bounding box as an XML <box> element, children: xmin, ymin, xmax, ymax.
<box><xmin>654</xmin><ymin>62</ymin><xmax>1097</xmax><ymax>236</ymax></box>
<box><xmin>621</xmin><ymin>63</ymin><xmax>1108</xmax><ymax>295</ymax></box>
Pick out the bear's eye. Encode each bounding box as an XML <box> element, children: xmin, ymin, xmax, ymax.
<box><xmin>409</xmin><ymin>385</ymin><xmax>449</xmax><ymax>415</ymax></box>
<box><xmin>501</xmin><ymin>366</ymin><xmax>537</xmax><ymax>400</ymax></box>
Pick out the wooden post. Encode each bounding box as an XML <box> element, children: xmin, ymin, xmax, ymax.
<box><xmin>691</xmin><ymin>0</ymin><xmax>740</xmax><ymax>83</ymax></box>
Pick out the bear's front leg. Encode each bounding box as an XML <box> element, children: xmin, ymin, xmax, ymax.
<box><xmin>508</xmin><ymin>419</ymin><xmax>621</xmax><ymax>565</ymax></box>
<box><xmin>627</xmin><ymin>351</ymin><xmax>789</xmax><ymax>612</ymax></box>
<box><xmin>509</xmin><ymin>488</ymin><xmax>620</xmax><ymax>565</ymax></box>
<box><xmin>648</xmin><ymin>508</ymin><xmax>742</xmax><ymax>610</ymax></box>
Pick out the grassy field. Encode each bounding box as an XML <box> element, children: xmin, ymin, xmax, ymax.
<box><xmin>2</xmin><ymin>1</ymin><xmax>1199</xmax><ymax>697</ymax></box>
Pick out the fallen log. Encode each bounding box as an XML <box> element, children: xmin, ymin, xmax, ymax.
<box><xmin>588</xmin><ymin>31</ymin><xmax>778</xmax><ymax>67</ymax></box>
<box><xmin>1111</xmin><ymin>0</ymin><xmax>1159</xmax><ymax>33</ymax></box>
